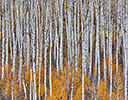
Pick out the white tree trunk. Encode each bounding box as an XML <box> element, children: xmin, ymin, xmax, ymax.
<box><xmin>67</xmin><ymin>0</ymin><xmax>71</xmax><ymax>67</ymax></box>
<box><xmin>30</xmin><ymin>68</ymin><xmax>32</xmax><ymax>100</ymax></box>
<box><xmin>31</xmin><ymin>0</ymin><xmax>37</xmax><ymax>99</ymax></box>
<box><xmin>108</xmin><ymin>0</ymin><xmax>112</xmax><ymax>99</ymax></box>
<box><xmin>74</xmin><ymin>1</ymin><xmax>78</xmax><ymax>71</ymax></box>
<box><xmin>36</xmin><ymin>1</ymin><xmax>39</xmax><ymax>70</ymax></box>
<box><xmin>95</xmin><ymin>0</ymin><xmax>100</xmax><ymax>86</ymax></box>
<box><xmin>125</xmin><ymin>1</ymin><xmax>128</xmax><ymax>100</ymax></box>
<box><xmin>59</xmin><ymin>0</ymin><xmax>63</xmax><ymax>71</ymax></box>
<box><xmin>89</xmin><ymin>0</ymin><xmax>94</xmax><ymax>79</ymax></box>
<box><xmin>23</xmin><ymin>79</ymin><xmax>27</xmax><ymax>99</ymax></box>
<box><xmin>116</xmin><ymin>1</ymin><xmax>120</xmax><ymax>99</ymax></box>
<box><xmin>44</xmin><ymin>2</ymin><xmax>49</xmax><ymax>99</ymax></box>
<box><xmin>71</xmin><ymin>67</ymin><xmax>74</xmax><ymax>100</ymax></box>
<box><xmin>100</xmin><ymin>0</ymin><xmax>106</xmax><ymax>82</ymax></box>
<box><xmin>77</xmin><ymin>0</ymin><xmax>80</xmax><ymax>66</ymax></box>
<box><xmin>71</xmin><ymin>13</ymin><xmax>75</xmax><ymax>100</ymax></box>
<box><xmin>2</xmin><ymin>0</ymin><xmax>5</xmax><ymax>79</ymax></box>
<box><xmin>38</xmin><ymin>1</ymin><xmax>43</xmax><ymax>100</ymax></box>
<box><xmin>81</xmin><ymin>0</ymin><xmax>85</xmax><ymax>99</ymax></box>
<box><xmin>49</xmin><ymin>2</ymin><xmax>52</xmax><ymax>96</ymax></box>
<box><xmin>5</xmin><ymin>1</ymin><xmax>8</xmax><ymax>78</ymax></box>
<box><xmin>11</xmin><ymin>0</ymin><xmax>15</xmax><ymax>78</ymax></box>
<box><xmin>66</xmin><ymin>1</ymin><xmax>72</xmax><ymax>99</ymax></box>
<box><xmin>26</xmin><ymin>11</ymin><xmax>30</xmax><ymax>69</ymax></box>
<box><xmin>55</xmin><ymin>0</ymin><xmax>59</xmax><ymax>77</ymax></box>
<box><xmin>122</xmin><ymin>2</ymin><xmax>127</xmax><ymax>98</ymax></box>
<box><xmin>18</xmin><ymin>1</ymin><xmax>23</xmax><ymax>90</ymax></box>
<box><xmin>123</xmin><ymin>32</ymin><xmax>127</xmax><ymax>100</ymax></box>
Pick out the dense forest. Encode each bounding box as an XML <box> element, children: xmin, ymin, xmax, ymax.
<box><xmin>0</xmin><ymin>0</ymin><xmax>128</xmax><ymax>100</ymax></box>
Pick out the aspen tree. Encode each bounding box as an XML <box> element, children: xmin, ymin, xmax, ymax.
<box><xmin>89</xmin><ymin>0</ymin><xmax>94</xmax><ymax>79</ymax></box>
<box><xmin>30</xmin><ymin>0</ymin><xmax>37</xmax><ymax>99</ymax></box>
<box><xmin>54</xmin><ymin>0</ymin><xmax>59</xmax><ymax>77</ymax></box>
<box><xmin>2</xmin><ymin>0</ymin><xmax>5</xmax><ymax>79</ymax></box>
<box><xmin>100</xmin><ymin>0</ymin><xmax>106</xmax><ymax>82</ymax></box>
<box><xmin>5</xmin><ymin>0</ymin><xmax>8</xmax><ymax>78</ymax></box>
<box><xmin>77</xmin><ymin>0</ymin><xmax>80</xmax><ymax>68</ymax></box>
<box><xmin>71</xmin><ymin>1</ymin><xmax>77</xmax><ymax>99</ymax></box>
<box><xmin>36</xmin><ymin>0</ymin><xmax>39</xmax><ymax>70</ymax></box>
<box><xmin>81</xmin><ymin>0</ymin><xmax>85</xmax><ymax>99</ymax></box>
<box><xmin>66</xmin><ymin>0</ymin><xmax>72</xmax><ymax>99</ymax></box>
<box><xmin>121</xmin><ymin>1</ymin><xmax>127</xmax><ymax>99</ymax></box>
<box><xmin>125</xmin><ymin>0</ymin><xmax>128</xmax><ymax>100</ymax></box>
<box><xmin>11</xmin><ymin>0</ymin><xmax>15</xmax><ymax>99</ymax></box>
<box><xmin>59</xmin><ymin>0</ymin><xmax>64</xmax><ymax>71</ymax></box>
<box><xmin>74</xmin><ymin>1</ymin><xmax>78</xmax><ymax>71</ymax></box>
<box><xmin>38</xmin><ymin>1</ymin><xmax>43</xmax><ymax>99</ymax></box>
<box><xmin>26</xmin><ymin>11</ymin><xmax>30</xmax><ymax>69</ymax></box>
<box><xmin>49</xmin><ymin>0</ymin><xmax>52</xmax><ymax>96</ymax></box>
<box><xmin>108</xmin><ymin>0</ymin><xmax>112</xmax><ymax>99</ymax></box>
<box><xmin>95</xmin><ymin>0</ymin><xmax>100</xmax><ymax>86</ymax></box>
<box><xmin>116</xmin><ymin>0</ymin><xmax>120</xmax><ymax>99</ymax></box>
<box><xmin>44</xmin><ymin>1</ymin><xmax>49</xmax><ymax>99</ymax></box>
<box><xmin>30</xmin><ymin>68</ymin><xmax>32</xmax><ymax>100</ymax></box>
<box><xmin>18</xmin><ymin>0</ymin><xmax>23</xmax><ymax>90</ymax></box>
<box><xmin>123</xmin><ymin>32</ymin><xmax>127</xmax><ymax>100</ymax></box>
<box><xmin>11</xmin><ymin>0</ymin><xmax>16</xmax><ymax>78</ymax></box>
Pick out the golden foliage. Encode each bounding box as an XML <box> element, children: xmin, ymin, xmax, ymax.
<box><xmin>97</xmin><ymin>81</ymin><xmax>107</xmax><ymax>100</ymax></box>
<box><xmin>0</xmin><ymin>32</ymin><xmax>1</xmax><ymax>38</ymax></box>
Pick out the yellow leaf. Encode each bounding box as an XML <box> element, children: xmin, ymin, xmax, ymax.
<box><xmin>97</xmin><ymin>81</ymin><xmax>107</xmax><ymax>98</ymax></box>
<box><xmin>0</xmin><ymin>32</ymin><xmax>2</xmax><ymax>38</ymax></box>
<box><xmin>99</xmin><ymin>31</ymin><xmax>101</xmax><ymax>37</ymax></box>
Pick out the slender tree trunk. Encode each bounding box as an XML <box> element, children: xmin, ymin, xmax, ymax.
<box><xmin>116</xmin><ymin>1</ymin><xmax>120</xmax><ymax>99</ymax></box>
<box><xmin>81</xmin><ymin>0</ymin><xmax>84</xmax><ymax>99</ymax></box>
<box><xmin>18</xmin><ymin>1</ymin><xmax>23</xmax><ymax>90</ymax></box>
<box><xmin>30</xmin><ymin>68</ymin><xmax>32</xmax><ymax>100</ymax></box>
<box><xmin>108</xmin><ymin>0</ymin><xmax>112</xmax><ymax>99</ymax></box>
<box><xmin>71</xmin><ymin>67</ymin><xmax>74</xmax><ymax>100</ymax></box>
<box><xmin>77</xmin><ymin>0</ymin><xmax>80</xmax><ymax>67</ymax></box>
<box><xmin>106</xmin><ymin>0</ymin><xmax>109</xmax><ymax>59</ymax></box>
<box><xmin>36</xmin><ymin>0</ymin><xmax>39</xmax><ymax>70</ymax></box>
<box><xmin>2</xmin><ymin>0</ymin><xmax>5</xmax><ymax>79</ymax></box>
<box><xmin>49</xmin><ymin>1</ymin><xmax>52</xmax><ymax>96</ymax></box>
<box><xmin>44</xmin><ymin>2</ymin><xmax>49</xmax><ymax>99</ymax></box>
<box><xmin>122</xmin><ymin>1</ymin><xmax>127</xmax><ymax>99</ymax></box>
<box><xmin>125</xmin><ymin>1</ymin><xmax>128</xmax><ymax>100</ymax></box>
<box><xmin>26</xmin><ymin>11</ymin><xmax>30</xmax><ymax>69</ymax></box>
<box><xmin>11</xmin><ymin>0</ymin><xmax>15</xmax><ymax>99</ymax></box>
<box><xmin>84</xmin><ymin>1</ymin><xmax>88</xmax><ymax>75</ymax></box>
<box><xmin>89</xmin><ymin>0</ymin><xmax>94</xmax><ymax>79</ymax></box>
<box><xmin>5</xmin><ymin>0</ymin><xmax>8</xmax><ymax>78</ymax></box>
<box><xmin>60</xmin><ymin>0</ymin><xmax>64</xmax><ymax>98</ymax></box>
<box><xmin>71</xmin><ymin>10</ymin><xmax>75</xmax><ymax>99</ymax></box>
<box><xmin>54</xmin><ymin>0</ymin><xmax>59</xmax><ymax>77</ymax></box>
<box><xmin>100</xmin><ymin>0</ymin><xmax>106</xmax><ymax>82</ymax></box>
<box><xmin>11</xmin><ymin>0</ymin><xmax>15</xmax><ymax>78</ymax></box>
<box><xmin>23</xmin><ymin>79</ymin><xmax>27</xmax><ymax>99</ymax></box>
<box><xmin>95</xmin><ymin>0</ymin><xmax>100</xmax><ymax>86</ymax></box>
<box><xmin>74</xmin><ymin>1</ymin><xmax>78</xmax><ymax>71</ymax></box>
<box><xmin>31</xmin><ymin>0</ymin><xmax>37</xmax><ymax>99</ymax></box>
<box><xmin>66</xmin><ymin>0</ymin><xmax>72</xmax><ymax>99</ymax></box>
<box><xmin>94</xmin><ymin>1</ymin><xmax>98</xmax><ymax>99</ymax></box>
<box><xmin>60</xmin><ymin>0</ymin><xmax>63</xmax><ymax>71</ymax></box>
<box><xmin>123</xmin><ymin>32</ymin><xmax>127</xmax><ymax>100</ymax></box>
<box><xmin>38</xmin><ymin>1</ymin><xmax>43</xmax><ymax>100</ymax></box>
